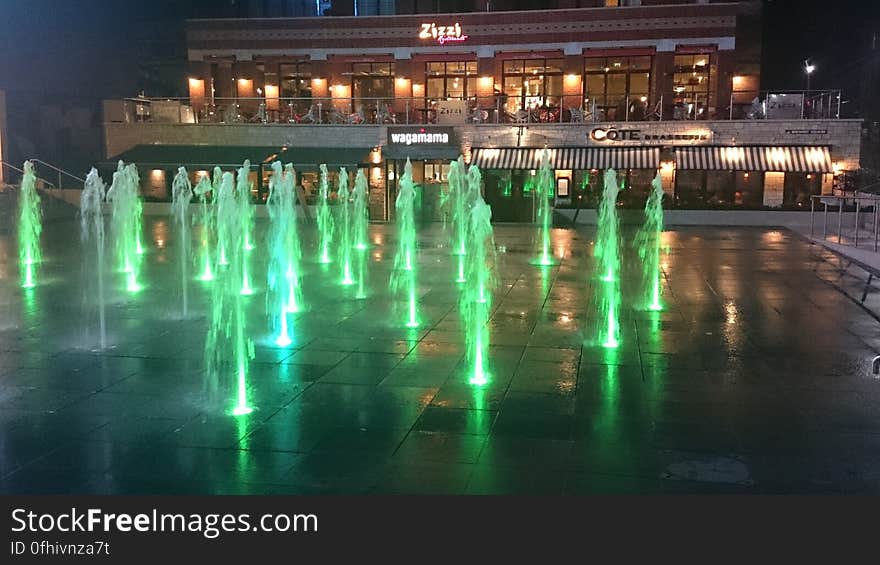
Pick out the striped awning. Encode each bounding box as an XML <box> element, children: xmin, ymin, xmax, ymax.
<box><xmin>469</xmin><ymin>147</ymin><xmax>661</xmax><ymax>170</ymax></box>
<box><xmin>674</xmin><ymin>146</ymin><xmax>833</xmax><ymax>172</ymax></box>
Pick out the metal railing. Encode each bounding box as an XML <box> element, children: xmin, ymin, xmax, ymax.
<box><xmin>1</xmin><ymin>160</ymin><xmax>85</xmax><ymax>190</ymax></box>
<box><xmin>111</xmin><ymin>95</ymin><xmax>669</xmax><ymax>126</ymax></box>
<box><xmin>730</xmin><ymin>90</ymin><xmax>842</xmax><ymax>120</ymax></box>
<box><xmin>810</xmin><ymin>193</ymin><xmax>880</xmax><ymax>251</ymax></box>
<box><xmin>1</xmin><ymin>161</ymin><xmax>56</xmax><ymax>190</ymax></box>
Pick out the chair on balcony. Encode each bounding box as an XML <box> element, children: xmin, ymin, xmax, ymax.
<box><xmin>513</xmin><ymin>110</ymin><xmax>530</xmax><ymax>123</ymax></box>
<box><xmin>469</xmin><ymin>106</ymin><xmax>489</xmax><ymax>124</ymax></box>
<box><xmin>295</xmin><ymin>105</ymin><xmax>319</xmax><ymax>123</ymax></box>
<box><xmin>568</xmin><ymin>107</ymin><xmax>585</xmax><ymax>123</ymax></box>
<box><xmin>376</xmin><ymin>104</ymin><xmax>397</xmax><ymax>124</ymax></box>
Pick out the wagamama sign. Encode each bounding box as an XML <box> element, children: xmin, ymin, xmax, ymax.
<box><xmin>388</xmin><ymin>127</ymin><xmax>455</xmax><ymax>146</ymax></box>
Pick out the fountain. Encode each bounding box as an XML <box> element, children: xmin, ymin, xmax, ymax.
<box><xmin>282</xmin><ymin>163</ymin><xmax>303</xmax><ymax>314</ymax></box>
<box><xmin>171</xmin><ymin>167</ymin><xmax>193</xmax><ymax>317</ymax></box>
<box><xmin>391</xmin><ymin>159</ymin><xmax>419</xmax><ymax>328</ymax></box>
<box><xmin>238</xmin><ymin>161</ymin><xmax>256</xmax><ymax>253</ymax></box>
<box><xmin>18</xmin><ymin>161</ymin><xmax>42</xmax><ymax>289</ymax></box>
<box><xmin>595</xmin><ymin>168</ymin><xmax>621</xmax><ymax>348</ymax></box>
<box><xmin>353</xmin><ymin>168</ymin><xmax>369</xmax><ymax>251</ymax></box>
<box><xmin>266</xmin><ymin>161</ymin><xmax>301</xmax><ymax>347</ymax></box>
<box><xmin>447</xmin><ymin>156</ymin><xmax>468</xmax><ymax>283</ymax></box>
<box><xmin>352</xmin><ymin>169</ymin><xmax>370</xmax><ymax>299</ymax></box>
<box><xmin>130</xmin><ymin>166</ymin><xmax>145</xmax><ymax>258</ymax></box>
<box><xmin>214</xmin><ymin>170</ymin><xmax>235</xmax><ymax>270</ymax></box>
<box><xmin>207</xmin><ymin>170</ymin><xmax>254</xmax><ymax>417</ymax></box>
<box><xmin>236</xmin><ymin>162</ymin><xmax>255</xmax><ymax>295</ymax></box>
<box><xmin>533</xmin><ymin>149</ymin><xmax>556</xmax><ymax>266</ymax></box>
<box><xmin>106</xmin><ymin>161</ymin><xmax>143</xmax><ymax>293</ymax></box>
<box><xmin>193</xmin><ymin>174</ymin><xmax>214</xmax><ymax>281</ymax></box>
<box><xmin>336</xmin><ymin>168</ymin><xmax>354</xmax><ymax>285</ymax></box>
<box><xmin>636</xmin><ymin>172</ymin><xmax>665</xmax><ymax>311</ymax></box>
<box><xmin>460</xmin><ymin>165</ymin><xmax>497</xmax><ymax>385</ymax></box>
<box><xmin>316</xmin><ymin>164</ymin><xmax>334</xmax><ymax>264</ymax></box>
<box><xmin>80</xmin><ymin>168</ymin><xmax>107</xmax><ymax>349</ymax></box>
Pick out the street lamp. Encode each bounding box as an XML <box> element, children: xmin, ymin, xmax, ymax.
<box><xmin>804</xmin><ymin>60</ymin><xmax>816</xmax><ymax>93</ymax></box>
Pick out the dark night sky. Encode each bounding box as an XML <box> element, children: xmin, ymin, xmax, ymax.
<box><xmin>761</xmin><ymin>0</ymin><xmax>879</xmax><ymax>101</ymax></box>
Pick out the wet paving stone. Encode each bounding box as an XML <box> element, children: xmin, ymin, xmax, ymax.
<box><xmin>2</xmin><ymin>217</ymin><xmax>880</xmax><ymax>493</ymax></box>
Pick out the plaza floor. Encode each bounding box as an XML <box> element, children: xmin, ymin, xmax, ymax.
<box><xmin>2</xmin><ymin>208</ymin><xmax>880</xmax><ymax>494</ymax></box>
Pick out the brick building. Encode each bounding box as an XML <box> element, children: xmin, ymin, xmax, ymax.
<box><xmin>103</xmin><ymin>1</ymin><xmax>861</xmax><ymax>221</ymax></box>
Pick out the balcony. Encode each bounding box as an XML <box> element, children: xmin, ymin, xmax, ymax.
<box><xmin>107</xmin><ymin>90</ymin><xmax>845</xmax><ymax>127</ymax></box>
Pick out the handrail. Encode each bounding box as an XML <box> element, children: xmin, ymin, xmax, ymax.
<box><xmin>810</xmin><ymin>194</ymin><xmax>880</xmax><ymax>251</ymax></box>
<box><xmin>31</xmin><ymin>159</ymin><xmax>85</xmax><ymax>184</ymax></box>
<box><xmin>0</xmin><ymin>160</ymin><xmax>58</xmax><ymax>190</ymax></box>
<box><xmin>110</xmin><ymin>94</ymin><xmax>672</xmax><ymax>125</ymax></box>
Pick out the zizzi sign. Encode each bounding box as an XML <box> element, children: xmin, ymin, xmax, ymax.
<box><xmin>588</xmin><ymin>126</ymin><xmax>712</xmax><ymax>145</ymax></box>
<box><xmin>387</xmin><ymin>127</ymin><xmax>456</xmax><ymax>146</ymax></box>
<box><xmin>418</xmin><ymin>23</ymin><xmax>468</xmax><ymax>44</ymax></box>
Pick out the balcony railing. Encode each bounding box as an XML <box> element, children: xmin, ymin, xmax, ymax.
<box><xmin>110</xmin><ymin>90</ymin><xmax>844</xmax><ymax>126</ymax></box>
<box><xmin>729</xmin><ymin>90</ymin><xmax>842</xmax><ymax>120</ymax></box>
<box><xmin>114</xmin><ymin>95</ymin><xmax>666</xmax><ymax>125</ymax></box>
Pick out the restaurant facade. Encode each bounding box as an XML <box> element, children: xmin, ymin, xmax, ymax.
<box><xmin>102</xmin><ymin>1</ymin><xmax>863</xmax><ymax>221</ymax></box>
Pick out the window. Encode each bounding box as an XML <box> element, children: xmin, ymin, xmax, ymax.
<box><xmin>583</xmin><ymin>55</ymin><xmax>651</xmax><ymax>121</ymax></box>
<box><xmin>783</xmin><ymin>172</ymin><xmax>821</xmax><ymax>209</ymax></box>
<box><xmin>501</xmin><ymin>58</ymin><xmax>564</xmax><ymax>117</ymax></box>
<box><xmin>351</xmin><ymin>63</ymin><xmax>396</xmax><ymax>116</ymax></box>
<box><xmin>279</xmin><ymin>63</ymin><xmax>312</xmax><ymax>99</ymax></box>
<box><xmin>424</xmin><ymin>162</ymin><xmax>450</xmax><ymax>182</ymax></box>
<box><xmin>425</xmin><ymin>61</ymin><xmax>477</xmax><ymax>102</ymax></box>
<box><xmin>672</xmin><ymin>54</ymin><xmax>715</xmax><ymax>120</ymax></box>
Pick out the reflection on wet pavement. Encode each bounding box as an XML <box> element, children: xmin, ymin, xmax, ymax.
<box><xmin>1</xmin><ymin>215</ymin><xmax>880</xmax><ymax>494</ymax></box>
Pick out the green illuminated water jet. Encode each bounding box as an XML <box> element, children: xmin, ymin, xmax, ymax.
<box><xmin>238</xmin><ymin>161</ymin><xmax>256</xmax><ymax>253</ymax></box>
<box><xmin>266</xmin><ymin>161</ymin><xmax>303</xmax><ymax>347</ymax></box>
<box><xmin>171</xmin><ymin>167</ymin><xmax>193</xmax><ymax>317</ymax></box>
<box><xmin>207</xmin><ymin>170</ymin><xmax>255</xmax><ymax>416</ymax></box>
<box><xmin>636</xmin><ymin>171</ymin><xmax>665</xmax><ymax>311</ymax></box>
<box><xmin>391</xmin><ymin>159</ymin><xmax>419</xmax><ymax>328</ymax></box>
<box><xmin>533</xmin><ymin>149</ymin><xmax>555</xmax><ymax>266</ymax></box>
<box><xmin>353</xmin><ymin>168</ymin><xmax>369</xmax><ymax>251</ymax></box>
<box><xmin>236</xmin><ymin>162</ymin><xmax>255</xmax><ymax>295</ymax></box>
<box><xmin>316</xmin><ymin>164</ymin><xmax>334</xmax><ymax>264</ymax></box>
<box><xmin>460</xmin><ymin>165</ymin><xmax>497</xmax><ymax>386</ymax></box>
<box><xmin>595</xmin><ymin>168</ymin><xmax>621</xmax><ymax>348</ymax></box>
<box><xmin>81</xmin><ymin>168</ymin><xmax>107</xmax><ymax>349</ymax></box>
<box><xmin>353</xmin><ymin>169</ymin><xmax>370</xmax><ymax>298</ymax></box>
<box><xmin>17</xmin><ymin>161</ymin><xmax>42</xmax><ymax>289</ymax></box>
<box><xmin>215</xmin><ymin>170</ymin><xmax>235</xmax><ymax>272</ymax></box>
<box><xmin>336</xmin><ymin>168</ymin><xmax>354</xmax><ymax>285</ymax></box>
<box><xmin>282</xmin><ymin>163</ymin><xmax>304</xmax><ymax>314</ymax></box>
<box><xmin>448</xmin><ymin>156</ymin><xmax>467</xmax><ymax>258</ymax></box>
<box><xmin>193</xmin><ymin>173</ymin><xmax>215</xmax><ymax>282</ymax></box>
<box><xmin>106</xmin><ymin>161</ymin><xmax>143</xmax><ymax>293</ymax></box>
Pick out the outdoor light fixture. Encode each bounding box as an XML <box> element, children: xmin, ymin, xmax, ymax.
<box><xmin>804</xmin><ymin>60</ymin><xmax>816</xmax><ymax>92</ymax></box>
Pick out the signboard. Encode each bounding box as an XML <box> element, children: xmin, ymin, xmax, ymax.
<box><xmin>387</xmin><ymin>126</ymin><xmax>456</xmax><ymax>146</ymax></box>
<box><xmin>765</xmin><ymin>93</ymin><xmax>804</xmax><ymax>120</ymax></box>
<box><xmin>785</xmin><ymin>128</ymin><xmax>828</xmax><ymax>135</ymax></box>
<box><xmin>587</xmin><ymin>124</ymin><xmax>713</xmax><ymax>146</ymax></box>
<box><xmin>436</xmin><ymin>100</ymin><xmax>467</xmax><ymax>124</ymax></box>
<box><xmin>418</xmin><ymin>23</ymin><xmax>468</xmax><ymax>44</ymax></box>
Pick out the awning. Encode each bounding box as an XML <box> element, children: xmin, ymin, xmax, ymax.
<box><xmin>382</xmin><ymin>145</ymin><xmax>462</xmax><ymax>161</ymax></box>
<box><xmin>674</xmin><ymin>146</ymin><xmax>833</xmax><ymax>172</ymax></box>
<box><xmin>102</xmin><ymin>145</ymin><xmax>373</xmax><ymax>171</ymax></box>
<box><xmin>469</xmin><ymin>147</ymin><xmax>661</xmax><ymax>170</ymax></box>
